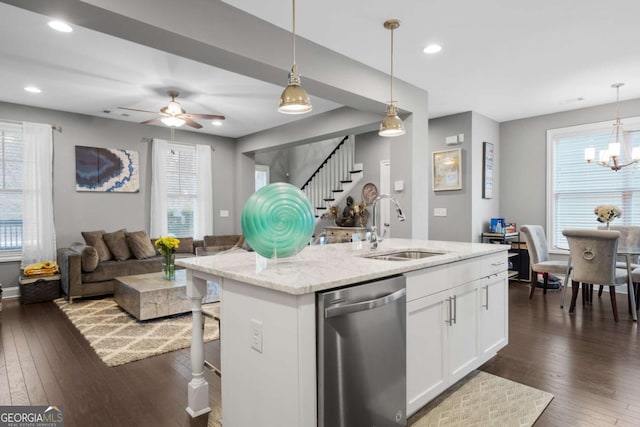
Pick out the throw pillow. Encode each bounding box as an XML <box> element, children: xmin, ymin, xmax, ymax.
<box><xmin>81</xmin><ymin>230</ymin><xmax>112</xmax><ymax>262</ymax></box>
<box><xmin>176</xmin><ymin>237</ymin><xmax>194</xmax><ymax>254</ymax></box>
<box><xmin>126</xmin><ymin>230</ymin><xmax>156</xmax><ymax>259</ymax></box>
<box><xmin>81</xmin><ymin>246</ymin><xmax>100</xmax><ymax>272</ymax></box>
<box><xmin>103</xmin><ymin>229</ymin><xmax>132</xmax><ymax>261</ymax></box>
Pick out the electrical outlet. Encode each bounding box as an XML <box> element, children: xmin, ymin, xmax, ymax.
<box><xmin>250</xmin><ymin>319</ymin><xmax>263</xmax><ymax>353</ymax></box>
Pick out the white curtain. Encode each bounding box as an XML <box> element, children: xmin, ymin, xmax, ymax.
<box><xmin>150</xmin><ymin>138</ymin><xmax>168</xmax><ymax>238</ymax></box>
<box><xmin>196</xmin><ymin>144</ymin><xmax>213</xmax><ymax>238</ymax></box>
<box><xmin>21</xmin><ymin>122</ymin><xmax>56</xmax><ymax>267</ymax></box>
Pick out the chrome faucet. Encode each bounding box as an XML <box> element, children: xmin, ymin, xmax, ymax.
<box><xmin>370</xmin><ymin>194</ymin><xmax>406</xmax><ymax>249</ymax></box>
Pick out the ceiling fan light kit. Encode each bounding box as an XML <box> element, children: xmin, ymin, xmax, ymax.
<box><xmin>119</xmin><ymin>90</ymin><xmax>225</xmax><ymax>130</ymax></box>
<box><xmin>278</xmin><ymin>0</ymin><xmax>312</xmax><ymax>115</ymax></box>
<box><xmin>160</xmin><ymin>116</ymin><xmax>185</xmax><ymax>127</ymax></box>
<box><xmin>379</xmin><ymin>19</ymin><xmax>406</xmax><ymax>137</ymax></box>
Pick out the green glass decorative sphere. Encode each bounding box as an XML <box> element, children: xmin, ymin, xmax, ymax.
<box><xmin>241</xmin><ymin>182</ymin><xmax>315</xmax><ymax>258</ymax></box>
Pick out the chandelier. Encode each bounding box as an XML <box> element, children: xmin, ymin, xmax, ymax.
<box><xmin>584</xmin><ymin>83</ymin><xmax>640</xmax><ymax>171</ymax></box>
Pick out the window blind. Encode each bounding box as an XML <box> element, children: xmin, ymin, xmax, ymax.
<box><xmin>166</xmin><ymin>143</ymin><xmax>197</xmax><ymax>238</ymax></box>
<box><xmin>0</xmin><ymin>122</ymin><xmax>23</xmax><ymax>254</ymax></box>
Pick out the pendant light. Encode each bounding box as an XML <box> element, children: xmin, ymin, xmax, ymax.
<box><xmin>278</xmin><ymin>0</ymin><xmax>312</xmax><ymax>114</ymax></box>
<box><xmin>379</xmin><ymin>19</ymin><xmax>406</xmax><ymax>137</ymax></box>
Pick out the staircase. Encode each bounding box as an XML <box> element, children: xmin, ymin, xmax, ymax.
<box><xmin>301</xmin><ymin>135</ymin><xmax>363</xmax><ymax>221</ymax></box>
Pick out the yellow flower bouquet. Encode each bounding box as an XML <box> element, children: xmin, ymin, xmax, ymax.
<box><xmin>155</xmin><ymin>236</ymin><xmax>180</xmax><ymax>280</ymax></box>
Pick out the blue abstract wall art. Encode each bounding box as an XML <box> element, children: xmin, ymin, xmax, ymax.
<box><xmin>75</xmin><ymin>146</ymin><xmax>139</xmax><ymax>192</ymax></box>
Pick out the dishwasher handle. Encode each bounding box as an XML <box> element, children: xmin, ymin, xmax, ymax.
<box><xmin>324</xmin><ymin>288</ymin><xmax>406</xmax><ymax>319</ymax></box>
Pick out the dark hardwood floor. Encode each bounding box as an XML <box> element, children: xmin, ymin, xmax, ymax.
<box><xmin>1</xmin><ymin>281</ymin><xmax>639</xmax><ymax>426</ymax></box>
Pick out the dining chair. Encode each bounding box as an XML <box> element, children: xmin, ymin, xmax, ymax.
<box><xmin>596</xmin><ymin>225</ymin><xmax>640</xmax><ymax>297</ymax></box>
<box><xmin>562</xmin><ymin>229</ymin><xmax>628</xmax><ymax>322</ymax></box>
<box><xmin>520</xmin><ymin>225</ymin><xmax>571</xmax><ymax>300</ymax></box>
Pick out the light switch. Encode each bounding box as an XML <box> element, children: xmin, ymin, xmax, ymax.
<box><xmin>458</xmin><ymin>133</ymin><xmax>464</xmax><ymax>142</ymax></box>
<box><xmin>220</xmin><ymin>210</ymin><xmax>229</xmax><ymax>217</ymax></box>
<box><xmin>394</xmin><ymin>180</ymin><xmax>404</xmax><ymax>192</ymax></box>
<box><xmin>434</xmin><ymin>208</ymin><xmax>447</xmax><ymax>217</ymax></box>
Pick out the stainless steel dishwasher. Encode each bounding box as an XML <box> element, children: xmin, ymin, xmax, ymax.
<box><xmin>317</xmin><ymin>275</ymin><xmax>406</xmax><ymax>427</ymax></box>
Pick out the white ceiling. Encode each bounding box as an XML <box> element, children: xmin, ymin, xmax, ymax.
<box><xmin>2</xmin><ymin>0</ymin><xmax>640</xmax><ymax>138</ymax></box>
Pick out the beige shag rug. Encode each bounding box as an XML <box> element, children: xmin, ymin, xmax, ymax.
<box><xmin>410</xmin><ymin>370</ymin><xmax>553</xmax><ymax>427</ymax></box>
<box><xmin>55</xmin><ymin>298</ymin><xmax>219</xmax><ymax>367</ymax></box>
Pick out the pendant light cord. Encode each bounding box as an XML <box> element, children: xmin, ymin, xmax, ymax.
<box><xmin>389</xmin><ymin>26</ymin><xmax>394</xmax><ymax>104</ymax></box>
<box><xmin>292</xmin><ymin>0</ymin><xmax>296</xmax><ymax>67</ymax></box>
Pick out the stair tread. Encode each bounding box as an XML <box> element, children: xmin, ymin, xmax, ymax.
<box><xmin>332</xmin><ymin>189</ymin><xmax>344</xmax><ymax>193</ymax></box>
<box><xmin>340</xmin><ymin>180</ymin><xmax>353</xmax><ymax>183</ymax></box>
<box><xmin>316</xmin><ymin>206</ymin><xmax>327</xmax><ymax>210</ymax></box>
<box><xmin>323</xmin><ymin>198</ymin><xmax>335</xmax><ymax>202</ymax></box>
<box><xmin>350</xmin><ymin>170</ymin><xmax>363</xmax><ymax>174</ymax></box>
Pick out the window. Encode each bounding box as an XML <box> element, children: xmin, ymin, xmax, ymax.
<box><xmin>255</xmin><ymin>165</ymin><xmax>270</xmax><ymax>191</ymax></box>
<box><xmin>547</xmin><ymin>116</ymin><xmax>640</xmax><ymax>250</ymax></box>
<box><xmin>0</xmin><ymin>122</ymin><xmax>23</xmax><ymax>257</ymax></box>
<box><xmin>166</xmin><ymin>143</ymin><xmax>197</xmax><ymax>237</ymax></box>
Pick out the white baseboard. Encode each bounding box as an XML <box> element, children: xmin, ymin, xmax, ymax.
<box><xmin>2</xmin><ymin>286</ymin><xmax>20</xmax><ymax>299</ymax></box>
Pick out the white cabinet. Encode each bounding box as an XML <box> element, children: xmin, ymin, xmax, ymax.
<box><xmin>405</xmin><ymin>253</ymin><xmax>508</xmax><ymax>416</ymax></box>
<box><xmin>479</xmin><ymin>271</ymin><xmax>508</xmax><ymax>361</ymax></box>
<box><xmin>406</xmin><ymin>289</ymin><xmax>448</xmax><ymax>414</ymax></box>
<box><xmin>447</xmin><ymin>280</ymin><xmax>480</xmax><ymax>384</ymax></box>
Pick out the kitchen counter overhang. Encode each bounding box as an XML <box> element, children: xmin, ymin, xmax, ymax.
<box><xmin>176</xmin><ymin>238</ymin><xmax>508</xmax><ymax>295</ymax></box>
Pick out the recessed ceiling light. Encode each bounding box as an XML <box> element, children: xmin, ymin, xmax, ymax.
<box><xmin>24</xmin><ymin>86</ymin><xmax>42</xmax><ymax>94</ymax></box>
<box><xmin>48</xmin><ymin>20</ymin><xmax>73</xmax><ymax>33</ymax></box>
<box><xmin>423</xmin><ymin>44</ymin><xmax>442</xmax><ymax>54</ymax></box>
<box><xmin>211</xmin><ymin>120</ymin><xmax>223</xmax><ymax>126</ymax></box>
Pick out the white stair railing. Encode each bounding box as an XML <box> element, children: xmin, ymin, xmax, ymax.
<box><xmin>301</xmin><ymin>136</ymin><xmax>363</xmax><ymax>220</ymax></box>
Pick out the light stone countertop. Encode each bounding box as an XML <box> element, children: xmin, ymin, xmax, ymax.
<box><xmin>176</xmin><ymin>238</ymin><xmax>508</xmax><ymax>295</ymax></box>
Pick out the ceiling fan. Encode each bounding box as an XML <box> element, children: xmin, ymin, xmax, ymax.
<box><xmin>119</xmin><ymin>90</ymin><xmax>225</xmax><ymax>129</ymax></box>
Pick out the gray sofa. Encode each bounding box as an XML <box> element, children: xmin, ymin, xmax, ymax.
<box><xmin>57</xmin><ymin>231</ymin><xmax>242</xmax><ymax>303</ymax></box>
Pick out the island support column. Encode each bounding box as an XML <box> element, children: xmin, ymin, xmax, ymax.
<box><xmin>186</xmin><ymin>272</ymin><xmax>211</xmax><ymax>417</ymax></box>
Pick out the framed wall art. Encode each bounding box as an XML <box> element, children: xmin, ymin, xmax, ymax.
<box><xmin>432</xmin><ymin>148</ymin><xmax>462</xmax><ymax>191</ymax></box>
<box><xmin>75</xmin><ymin>146</ymin><xmax>140</xmax><ymax>192</ymax></box>
<box><xmin>482</xmin><ymin>141</ymin><xmax>494</xmax><ymax>199</ymax></box>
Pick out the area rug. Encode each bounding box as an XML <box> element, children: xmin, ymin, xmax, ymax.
<box><xmin>54</xmin><ymin>298</ymin><xmax>219</xmax><ymax>367</ymax></box>
<box><xmin>409</xmin><ymin>370</ymin><xmax>553</xmax><ymax>427</ymax></box>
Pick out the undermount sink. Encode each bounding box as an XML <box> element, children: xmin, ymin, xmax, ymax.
<box><xmin>364</xmin><ymin>250</ymin><xmax>447</xmax><ymax>261</ymax></box>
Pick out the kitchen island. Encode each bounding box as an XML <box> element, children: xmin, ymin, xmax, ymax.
<box><xmin>177</xmin><ymin>238</ymin><xmax>509</xmax><ymax>426</ymax></box>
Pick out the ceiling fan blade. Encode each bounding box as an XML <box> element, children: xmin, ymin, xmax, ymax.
<box><xmin>119</xmin><ymin>107</ymin><xmax>160</xmax><ymax>114</ymax></box>
<box><xmin>183</xmin><ymin>118</ymin><xmax>203</xmax><ymax>129</ymax></box>
<box><xmin>140</xmin><ymin>117</ymin><xmax>163</xmax><ymax>125</ymax></box>
<box><xmin>181</xmin><ymin>113</ymin><xmax>225</xmax><ymax>121</ymax></box>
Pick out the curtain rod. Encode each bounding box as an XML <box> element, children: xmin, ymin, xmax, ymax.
<box><xmin>141</xmin><ymin>136</ymin><xmax>215</xmax><ymax>151</ymax></box>
<box><xmin>0</xmin><ymin>119</ymin><xmax>62</xmax><ymax>132</ymax></box>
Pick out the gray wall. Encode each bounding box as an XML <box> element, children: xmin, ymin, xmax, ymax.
<box><xmin>428</xmin><ymin>112</ymin><xmax>473</xmax><ymax>241</ymax></box>
<box><xmin>288</xmin><ymin>137</ymin><xmax>343</xmax><ymax>188</ymax></box>
<box><xmin>471</xmin><ymin>112</ymin><xmax>501</xmax><ymax>240</ymax></box>
<box><xmin>500</xmin><ymin>98</ymin><xmax>640</xmax><ymax>228</ymax></box>
<box><xmin>0</xmin><ymin>101</ymin><xmax>236</xmax><ymax>289</ymax></box>
<box><xmin>254</xmin><ymin>149</ymin><xmax>289</xmax><ymax>184</ymax></box>
<box><xmin>427</xmin><ymin>112</ymin><xmax>501</xmax><ymax>242</ymax></box>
